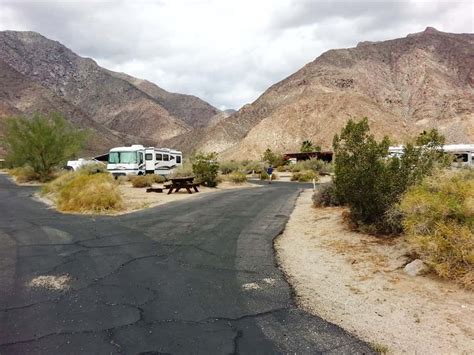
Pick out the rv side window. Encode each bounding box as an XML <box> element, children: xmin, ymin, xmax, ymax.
<box><xmin>156</xmin><ymin>154</ymin><xmax>163</xmax><ymax>161</ymax></box>
<box><xmin>176</xmin><ymin>156</ymin><xmax>181</xmax><ymax>164</ymax></box>
<box><xmin>170</xmin><ymin>155</ymin><xmax>175</xmax><ymax>160</ymax></box>
<box><xmin>454</xmin><ymin>153</ymin><xmax>468</xmax><ymax>163</ymax></box>
<box><xmin>163</xmin><ymin>154</ymin><xmax>169</xmax><ymax>161</ymax></box>
<box><xmin>139</xmin><ymin>153</ymin><xmax>144</xmax><ymax>164</ymax></box>
<box><xmin>145</xmin><ymin>153</ymin><xmax>153</xmax><ymax>161</ymax></box>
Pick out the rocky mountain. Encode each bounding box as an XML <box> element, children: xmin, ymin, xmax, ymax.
<box><xmin>168</xmin><ymin>27</ymin><xmax>473</xmax><ymax>159</ymax></box>
<box><xmin>0</xmin><ymin>31</ymin><xmax>219</xmax><ymax>154</ymax></box>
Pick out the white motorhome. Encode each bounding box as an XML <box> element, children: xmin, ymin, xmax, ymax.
<box><xmin>107</xmin><ymin>145</ymin><xmax>182</xmax><ymax>177</ymax></box>
<box><xmin>388</xmin><ymin>144</ymin><xmax>474</xmax><ymax>167</ymax></box>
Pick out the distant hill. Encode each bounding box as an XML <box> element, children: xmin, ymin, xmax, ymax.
<box><xmin>167</xmin><ymin>27</ymin><xmax>474</xmax><ymax>159</ymax></box>
<box><xmin>0</xmin><ymin>31</ymin><xmax>219</xmax><ymax>155</ymax></box>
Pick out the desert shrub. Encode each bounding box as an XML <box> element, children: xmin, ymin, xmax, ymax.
<box><xmin>149</xmin><ymin>174</ymin><xmax>166</xmax><ymax>184</ymax></box>
<box><xmin>170</xmin><ymin>163</ymin><xmax>194</xmax><ymax>178</ymax></box>
<box><xmin>313</xmin><ymin>182</ymin><xmax>340</xmax><ymax>207</ymax></box>
<box><xmin>44</xmin><ymin>172</ymin><xmax>122</xmax><ymax>212</ymax></box>
<box><xmin>244</xmin><ymin>160</ymin><xmax>264</xmax><ymax>174</ymax></box>
<box><xmin>262</xmin><ymin>148</ymin><xmax>285</xmax><ymax>167</ymax></box>
<box><xmin>9</xmin><ymin>166</ymin><xmax>40</xmax><ymax>183</ymax></box>
<box><xmin>220</xmin><ymin>161</ymin><xmax>240</xmax><ymax>175</ymax></box>
<box><xmin>42</xmin><ymin>171</ymin><xmax>76</xmax><ymax>195</ymax></box>
<box><xmin>3</xmin><ymin>112</ymin><xmax>87</xmax><ymax>181</ymax></box>
<box><xmin>260</xmin><ymin>170</ymin><xmax>269</xmax><ymax>180</ymax></box>
<box><xmin>276</xmin><ymin>165</ymin><xmax>289</xmax><ymax>172</ymax></box>
<box><xmin>291</xmin><ymin>170</ymin><xmax>319</xmax><ymax>182</ymax></box>
<box><xmin>131</xmin><ymin>175</ymin><xmax>152</xmax><ymax>188</ymax></box>
<box><xmin>192</xmin><ymin>152</ymin><xmax>220</xmax><ymax>187</ymax></box>
<box><xmin>77</xmin><ymin>162</ymin><xmax>107</xmax><ymax>175</ymax></box>
<box><xmin>400</xmin><ymin>170</ymin><xmax>474</xmax><ymax>288</ymax></box>
<box><xmin>289</xmin><ymin>158</ymin><xmax>325</xmax><ymax>173</ymax></box>
<box><xmin>228</xmin><ymin>171</ymin><xmax>247</xmax><ymax>184</ymax></box>
<box><xmin>271</xmin><ymin>172</ymin><xmax>279</xmax><ymax>180</ymax></box>
<box><xmin>333</xmin><ymin>118</ymin><xmax>447</xmax><ymax>234</ymax></box>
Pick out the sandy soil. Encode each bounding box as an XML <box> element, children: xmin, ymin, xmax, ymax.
<box><xmin>275</xmin><ymin>189</ymin><xmax>474</xmax><ymax>354</ymax></box>
<box><xmin>117</xmin><ymin>180</ymin><xmax>258</xmax><ymax>214</ymax></box>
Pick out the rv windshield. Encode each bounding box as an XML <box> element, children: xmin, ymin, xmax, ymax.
<box><xmin>108</xmin><ymin>151</ymin><xmax>138</xmax><ymax>164</ymax></box>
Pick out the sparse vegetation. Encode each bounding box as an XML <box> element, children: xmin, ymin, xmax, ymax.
<box><xmin>170</xmin><ymin>162</ymin><xmax>194</xmax><ymax>178</ymax></box>
<box><xmin>262</xmin><ymin>148</ymin><xmax>285</xmax><ymax>167</ymax></box>
<box><xmin>9</xmin><ymin>166</ymin><xmax>40</xmax><ymax>183</ymax></box>
<box><xmin>3</xmin><ymin>112</ymin><xmax>87</xmax><ymax>181</ymax></box>
<box><xmin>227</xmin><ymin>171</ymin><xmax>247</xmax><ymax>184</ymax></box>
<box><xmin>131</xmin><ymin>175</ymin><xmax>153</xmax><ymax>188</ymax></box>
<box><xmin>291</xmin><ymin>169</ymin><xmax>318</xmax><ymax>182</ymax></box>
<box><xmin>371</xmin><ymin>342</ymin><xmax>389</xmax><ymax>354</ymax></box>
<box><xmin>313</xmin><ymin>182</ymin><xmax>340</xmax><ymax>207</ymax></box>
<box><xmin>400</xmin><ymin>169</ymin><xmax>474</xmax><ymax>288</ymax></box>
<box><xmin>192</xmin><ymin>152</ymin><xmax>220</xmax><ymax>187</ymax></box>
<box><xmin>289</xmin><ymin>158</ymin><xmax>328</xmax><ymax>173</ymax></box>
<box><xmin>43</xmin><ymin>171</ymin><xmax>122</xmax><ymax>213</ymax></box>
<box><xmin>333</xmin><ymin>118</ymin><xmax>447</xmax><ymax>234</ymax></box>
<box><xmin>220</xmin><ymin>160</ymin><xmax>240</xmax><ymax>175</ymax></box>
<box><xmin>260</xmin><ymin>170</ymin><xmax>269</xmax><ymax>180</ymax></box>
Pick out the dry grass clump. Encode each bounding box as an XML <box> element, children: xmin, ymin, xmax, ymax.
<box><xmin>9</xmin><ymin>166</ymin><xmax>40</xmax><ymax>183</ymax></box>
<box><xmin>400</xmin><ymin>169</ymin><xmax>474</xmax><ymax>288</ymax></box>
<box><xmin>43</xmin><ymin>172</ymin><xmax>122</xmax><ymax>213</ymax></box>
<box><xmin>291</xmin><ymin>170</ymin><xmax>319</xmax><ymax>182</ymax></box>
<box><xmin>313</xmin><ymin>182</ymin><xmax>340</xmax><ymax>207</ymax></box>
<box><xmin>131</xmin><ymin>175</ymin><xmax>152</xmax><ymax>188</ymax></box>
<box><xmin>169</xmin><ymin>163</ymin><xmax>194</xmax><ymax>178</ymax></box>
<box><xmin>227</xmin><ymin>171</ymin><xmax>247</xmax><ymax>184</ymax></box>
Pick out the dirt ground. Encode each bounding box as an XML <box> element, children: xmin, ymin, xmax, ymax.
<box><xmin>117</xmin><ymin>180</ymin><xmax>258</xmax><ymax>214</ymax></box>
<box><xmin>275</xmin><ymin>189</ymin><xmax>474</xmax><ymax>354</ymax></box>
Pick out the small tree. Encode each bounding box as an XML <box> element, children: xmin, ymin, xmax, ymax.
<box><xmin>192</xmin><ymin>152</ymin><xmax>220</xmax><ymax>187</ymax></box>
<box><xmin>3</xmin><ymin>113</ymin><xmax>87</xmax><ymax>181</ymax></box>
<box><xmin>262</xmin><ymin>148</ymin><xmax>285</xmax><ymax>167</ymax></box>
<box><xmin>333</xmin><ymin>118</ymin><xmax>447</xmax><ymax>233</ymax></box>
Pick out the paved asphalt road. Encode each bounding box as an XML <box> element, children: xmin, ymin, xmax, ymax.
<box><xmin>0</xmin><ymin>175</ymin><xmax>373</xmax><ymax>354</ymax></box>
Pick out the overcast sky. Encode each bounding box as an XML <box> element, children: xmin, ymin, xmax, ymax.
<box><xmin>0</xmin><ymin>0</ymin><xmax>473</xmax><ymax>110</ymax></box>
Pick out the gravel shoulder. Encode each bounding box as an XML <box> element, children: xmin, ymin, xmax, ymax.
<box><xmin>275</xmin><ymin>189</ymin><xmax>474</xmax><ymax>354</ymax></box>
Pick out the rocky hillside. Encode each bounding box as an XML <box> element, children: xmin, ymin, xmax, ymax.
<box><xmin>0</xmin><ymin>31</ymin><xmax>219</xmax><ymax>154</ymax></box>
<box><xmin>168</xmin><ymin>27</ymin><xmax>474</xmax><ymax>159</ymax></box>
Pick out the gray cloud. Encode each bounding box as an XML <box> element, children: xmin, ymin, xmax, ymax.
<box><xmin>0</xmin><ymin>0</ymin><xmax>472</xmax><ymax>109</ymax></box>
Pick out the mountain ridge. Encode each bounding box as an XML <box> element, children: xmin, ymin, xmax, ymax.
<box><xmin>166</xmin><ymin>27</ymin><xmax>474</xmax><ymax>159</ymax></box>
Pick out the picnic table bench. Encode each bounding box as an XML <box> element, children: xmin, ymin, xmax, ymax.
<box><xmin>166</xmin><ymin>176</ymin><xmax>199</xmax><ymax>194</ymax></box>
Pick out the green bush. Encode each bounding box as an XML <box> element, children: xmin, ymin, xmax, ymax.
<box><xmin>400</xmin><ymin>170</ymin><xmax>474</xmax><ymax>288</ymax></box>
<box><xmin>192</xmin><ymin>152</ymin><xmax>220</xmax><ymax>187</ymax></box>
<box><xmin>333</xmin><ymin>118</ymin><xmax>447</xmax><ymax>234</ymax></box>
<box><xmin>227</xmin><ymin>171</ymin><xmax>247</xmax><ymax>184</ymax></box>
<box><xmin>9</xmin><ymin>166</ymin><xmax>40</xmax><ymax>183</ymax></box>
<box><xmin>244</xmin><ymin>160</ymin><xmax>264</xmax><ymax>174</ymax></box>
<box><xmin>131</xmin><ymin>175</ymin><xmax>152</xmax><ymax>188</ymax></box>
<box><xmin>313</xmin><ymin>182</ymin><xmax>340</xmax><ymax>207</ymax></box>
<box><xmin>260</xmin><ymin>170</ymin><xmax>269</xmax><ymax>180</ymax></box>
<box><xmin>220</xmin><ymin>161</ymin><xmax>240</xmax><ymax>175</ymax></box>
<box><xmin>44</xmin><ymin>172</ymin><xmax>122</xmax><ymax>212</ymax></box>
<box><xmin>289</xmin><ymin>158</ymin><xmax>325</xmax><ymax>173</ymax></box>
<box><xmin>3</xmin><ymin>112</ymin><xmax>87</xmax><ymax>181</ymax></box>
<box><xmin>291</xmin><ymin>170</ymin><xmax>319</xmax><ymax>182</ymax></box>
<box><xmin>262</xmin><ymin>148</ymin><xmax>285</xmax><ymax>167</ymax></box>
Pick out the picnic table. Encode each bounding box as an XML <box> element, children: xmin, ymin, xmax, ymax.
<box><xmin>166</xmin><ymin>176</ymin><xmax>199</xmax><ymax>194</ymax></box>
